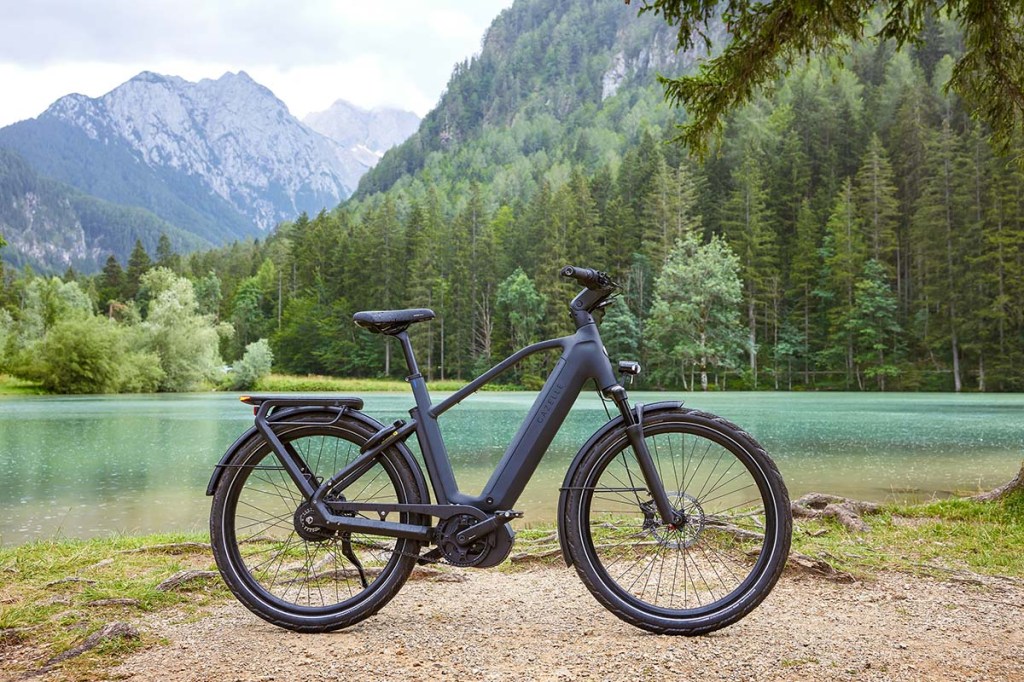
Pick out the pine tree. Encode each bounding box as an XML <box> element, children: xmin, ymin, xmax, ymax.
<box><xmin>847</xmin><ymin>259</ymin><xmax>903</xmax><ymax>390</ymax></box>
<box><xmin>719</xmin><ymin>154</ymin><xmax>778</xmax><ymax>387</ymax></box>
<box><xmin>788</xmin><ymin>200</ymin><xmax>823</xmax><ymax>385</ymax></box>
<box><xmin>97</xmin><ymin>255</ymin><xmax>126</xmax><ymax>311</ymax></box>
<box><xmin>823</xmin><ymin>177</ymin><xmax>867</xmax><ymax>388</ymax></box>
<box><xmin>124</xmin><ymin>240</ymin><xmax>152</xmax><ymax>301</ymax></box>
<box><xmin>854</xmin><ymin>133</ymin><xmax>900</xmax><ymax>270</ymax></box>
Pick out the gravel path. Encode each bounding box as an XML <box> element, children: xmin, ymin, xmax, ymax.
<box><xmin>104</xmin><ymin>566</ymin><xmax>1024</xmax><ymax>682</ymax></box>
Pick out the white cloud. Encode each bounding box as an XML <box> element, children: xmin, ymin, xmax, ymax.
<box><xmin>0</xmin><ymin>0</ymin><xmax>514</xmax><ymax>127</ymax></box>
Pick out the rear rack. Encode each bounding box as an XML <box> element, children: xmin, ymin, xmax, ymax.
<box><xmin>240</xmin><ymin>395</ymin><xmax>365</xmax><ymax>424</ymax></box>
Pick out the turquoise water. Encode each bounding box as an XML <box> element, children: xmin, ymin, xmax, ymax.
<box><xmin>1</xmin><ymin>391</ymin><xmax>1021</xmax><ymax>544</ymax></box>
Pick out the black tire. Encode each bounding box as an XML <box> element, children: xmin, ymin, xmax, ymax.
<box><xmin>210</xmin><ymin>411</ymin><xmax>426</xmax><ymax>632</ymax></box>
<box><xmin>563</xmin><ymin>408</ymin><xmax>791</xmax><ymax>635</ymax></box>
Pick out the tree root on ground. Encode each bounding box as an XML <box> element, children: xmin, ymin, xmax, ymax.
<box><xmin>971</xmin><ymin>461</ymin><xmax>1024</xmax><ymax>502</ymax></box>
<box><xmin>785</xmin><ymin>552</ymin><xmax>856</xmax><ymax>583</ymax></box>
<box><xmin>24</xmin><ymin>622</ymin><xmax>139</xmax><ymax>679</ymax></box>
<box><xmin>155</xmin><ymin>570</ymin><xmax>219</xmax><ymax>592</ymax></box>
<box><xmin>791</xmin><ymin>493</ymin><xmax>880</xmax><ymax>532</ymax></box>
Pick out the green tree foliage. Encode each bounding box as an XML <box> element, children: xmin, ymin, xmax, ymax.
<box><xmin>32</xmin><ymin>316</ymin><xmax>162</xmax><ymax>394</ymax></box>
<box><xmin>496</xmin><ymin>268</ymin><xmax>546</xmax><ymax>352</ymax></box>
<box><xmin>124</xmin><ymin>239</ymin><xmax>152</xmax><ymax>300</ymax></box>
<box><xmin>96</xmin><ymin>255</ymin><xmax>125</xmax><ymax>310</ymax></box>
<box><xmin>648</xmin><ymin>234</ymin><xmax>744</xmax><ymax>390</ymax></box>
<box><xmin>600</xmin><ymin>299</ymin><xmax>640</xmax><ymax>365</ymax></box>
<box><xmin>637</xmin><ymin>0</ymin><xmax>1024</xmax><ymax>157</ymax></box>
<box><xmin>2</xmin><ymin>0</ymin><xmax>1023</xmax><ymax>393</ymax></box>
<box><xmin>142</xmin><ymin>275</ymin><xmax>226</xmax><ymax>392</ymax></box>
<box><xmin>847</xmin><ymin>259</ymin><xmax>903</xmax><ymax>390</ymax></box>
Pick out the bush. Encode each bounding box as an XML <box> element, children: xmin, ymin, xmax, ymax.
<box><xmin>35</xmin><ymin>317</ymin><xmax>125</xmax><ymax>394</ymax></box>
<box><xmin>230</xmin><ymin>339</ymin><xmax>273</xmax><ymax>390</ymax></box>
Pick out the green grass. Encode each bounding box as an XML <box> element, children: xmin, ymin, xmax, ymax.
<box><xmin>792</xmin><ymin>490</ymin><xmax>1024</xmax><ymax>578</ymax></box>
<box><xmin>0</xmin><ymin>533</ymin><xmax>224</xmax><ymax>679</ymax></box>
<box><xmin>252</xmin><ymin>373</ymin><xmax>524</xmax><ymax>393</ymax></box>
<box><xmin>0</xmin><ymin>374</ymin><xmax>46</xmax><ymax>395</ymax></box>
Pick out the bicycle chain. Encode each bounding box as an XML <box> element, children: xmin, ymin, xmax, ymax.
<box><xmin>344</xmin><ymin>531</ymin><xmax>449</xmax><ymax>566</ymax></box>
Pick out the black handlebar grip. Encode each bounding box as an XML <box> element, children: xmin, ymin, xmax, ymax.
<box><xmin>560</xmin><ymin>265</ymin><xmax>613</xmax><ymax>290</ymax></box>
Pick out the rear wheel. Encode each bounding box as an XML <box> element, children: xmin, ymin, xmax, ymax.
<box><xmin>564</xmin><ymin>408</ymin><xmax>791</xmax><ymax>635</ymax></box>
<box><xmin>210</xmin><ymin>412</ymin><xmax>425</xmax><ymax>632</ymax></box>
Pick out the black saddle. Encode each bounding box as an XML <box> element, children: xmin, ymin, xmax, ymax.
<box><xmin>352</xmin><ymin>308</ymin><xmax>435</xmax><ymax>335</ymax></box>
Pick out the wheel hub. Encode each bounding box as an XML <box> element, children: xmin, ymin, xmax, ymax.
<box><xmin>293</xmin><ymin>501</ymin><xmax>336</xmax><ymax>542</ymax></box>
<box><xmin>641</xmin><ymin>492</ymin><xmax>706</xmax><ymax>549</ymax></box>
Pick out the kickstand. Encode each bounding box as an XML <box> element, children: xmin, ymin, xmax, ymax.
<box><xmin>341</xmin><ymin>534</ymin><xmax>369</xmax><ymax>588</ymax></box>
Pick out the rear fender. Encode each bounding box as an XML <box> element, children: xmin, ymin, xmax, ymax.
<box><xmin>205</xmin><ymin>407</ymin><xmax>429</xmax><ymax>506</ymax></box>
<box><xmin>556</xmin><ymin>400</ymin><xmax>683</xmax><ymax>566</ymax></box>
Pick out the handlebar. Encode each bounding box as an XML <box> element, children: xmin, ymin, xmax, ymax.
<box><xmin>560</xmin><ymin>265</ymin><xmax>616</xmax><ymax>291</ymax></box>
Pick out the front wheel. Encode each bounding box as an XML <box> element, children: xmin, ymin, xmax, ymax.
<box><xmin>563</xmin><ymin>408</ymin><xmax>791</xmax><ymax>635</ymax></box>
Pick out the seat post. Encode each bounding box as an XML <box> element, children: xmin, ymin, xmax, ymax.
<box><xmin>394</xmin><ymin>331</ymin><xmax>421</xmax><ymax>379</ymax></box>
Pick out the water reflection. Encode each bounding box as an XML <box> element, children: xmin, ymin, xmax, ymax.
<box><xmin>1</xmin><ymin>391</ymin><xmax>1022</xmax><ymax>544</ymax></box>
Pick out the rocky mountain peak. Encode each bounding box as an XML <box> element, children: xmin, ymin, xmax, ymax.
<box><xmin>38</xmin><ymin>70</ymin><xmax>365</xmax><ymax>231</ymax></box>
<box><xmin>303</xmin><ymin>100</ymin><xmax>421</xmax><ymax>161</ymax></box>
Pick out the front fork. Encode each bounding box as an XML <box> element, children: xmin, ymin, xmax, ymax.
<box><xmin>606</xmin><ymin>385</ymin><xmax>683</xmax><ymax>527</ymax></box>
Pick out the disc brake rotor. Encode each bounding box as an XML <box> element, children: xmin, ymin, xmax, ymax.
<box><xmin>641</xmin><ymin>492</ymin><xmax>706</xmax><ymax>549</ymax></box>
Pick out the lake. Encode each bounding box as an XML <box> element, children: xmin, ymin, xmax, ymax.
<box><xmin>1</xmin><ymin>391</ymin><xmax>1022</xmax><ymax>545</ymax></box>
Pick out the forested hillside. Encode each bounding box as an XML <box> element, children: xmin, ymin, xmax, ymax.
<box><xmin>2</xmin><ymin>0</ymin><xmax>1022</xmax><ymax>393</ymax></box>
<box><xmin>0</xmin><ymin>148</ymin><xmax>210</xmax><ymax>272</ymax></box>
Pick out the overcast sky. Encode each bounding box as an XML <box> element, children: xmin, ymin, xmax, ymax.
<box><xmin>0</xmin><ymin>0</ymin><xmax>515</xmax><ymax>128</ymax></box>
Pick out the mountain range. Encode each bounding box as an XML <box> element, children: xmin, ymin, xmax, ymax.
<box><xmin>0</xmin><ymin>72</ymin><xmax>419</xmax><ymax>272</ymax></box>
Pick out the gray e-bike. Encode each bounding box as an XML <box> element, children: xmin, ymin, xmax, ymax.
<box><xmin>208</xmin><ymin>266</ymin><xmax>792</xmax><ymax>635</ymax></box>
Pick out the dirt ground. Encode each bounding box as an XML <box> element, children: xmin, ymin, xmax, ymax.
<box><xmin>96</xmin><ymin>566</ymin><xmax>1024</xmax><ymax>682</ymax></box>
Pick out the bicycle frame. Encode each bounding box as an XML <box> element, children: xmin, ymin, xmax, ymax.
<box><xmin>252</xmin><ymin>291</ymin><xmax>678</xmax><ymax>543</ymax></box>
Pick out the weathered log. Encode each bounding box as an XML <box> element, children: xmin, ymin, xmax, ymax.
<box><xmin>971</xmin><ymin>461</ymin><xmax>1024</xmax><ymax>502</ymax></box>
<box><xmin>44</xmin><ymin>577</ymin><xmax>97</xmax><ymax>588</ymax></box>
<box><xmin>791</xmin><ymin>493</ymin><xmax>880</xmax><ymax>532</ymax></box>
<box><xmin>86</xmin><ymin>598</ymin><xmax>140</xmax><ymax>607</ymax></box>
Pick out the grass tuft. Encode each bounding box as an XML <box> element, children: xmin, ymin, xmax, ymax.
<box><xmin>792</xmin><ymin>493</ymin><xmax>1024</xmax><ymax>578</ymax></box>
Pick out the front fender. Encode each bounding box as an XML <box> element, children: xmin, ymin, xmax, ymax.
<box><xmin>205</xmin><ymin>407</ymin><xmax>429</xmax><ymax>507</ymax></box>
<box><xmin>556</xmin><ymin>400</ymin><xmax>683</xmax><ymax>566</ymax></box>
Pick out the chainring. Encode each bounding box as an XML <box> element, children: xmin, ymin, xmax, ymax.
<box><xmin>437</xmin><ymin>514</ymin><xmax>515</xmax><ymax>568</ymax></box>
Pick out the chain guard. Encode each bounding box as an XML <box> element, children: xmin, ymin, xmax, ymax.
<box><xmin>437</xmin><ymin>514</ymin><xmax>515</xmax><ymax>568</ymax></box>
